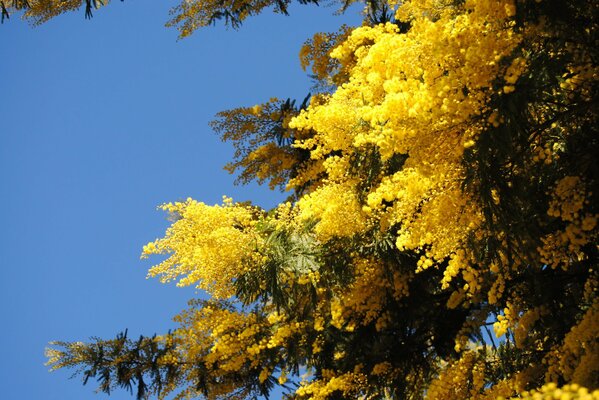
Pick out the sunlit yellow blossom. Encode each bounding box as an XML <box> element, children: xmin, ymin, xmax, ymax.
<box><xmin>143</xmin><ymin>197</ymin><xmax>261</xmax><ymax>298</ymax></box>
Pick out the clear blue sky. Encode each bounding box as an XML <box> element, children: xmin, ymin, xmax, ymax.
<box><xmin>0</xmin><ymin>2</ymin><xmax>360</xmax><ymax>399</ymax></box>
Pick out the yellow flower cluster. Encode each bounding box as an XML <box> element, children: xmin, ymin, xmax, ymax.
<box><xmin>545</xmin><ymin>300</ymin><xmax>599</xmax><ymax>388</ymax></box>
<box><xmin>540</xmin><ymin>176</ymin><xmax>597</xmax><ymax>270</ymax></box>
<box><xmin>514</xmin><ymin>306</ymin><xmax>546</xmax><ymax>349</ymax></box>
<box><xmin>167</xmin><ymin>301</ymin><xmax>314</xmax><ymax>398</ymax></box>
<box><xmin>494</xmin><ymin>302</ymin><xmax>519</xmax><ymax>338</ymax></box>
<box><xmin>290</xmin><ymin>0</ymin><xmax>521</xmax><ymax>293</ymax></box>
<box><xmin>560</xmin><ymin>63</ymin><xmax>598</xmax><ymax>101</ymax></box>
<box><xmin>295</xmin><ymin>370</ymin><xmax>368</xmax><ymax>399</ymax></box>
<box><xmin>331</xmin><ymin>257</ymin><xmax>411</xmax><ymax>330</ymax></box>
<box><xmin>297</xmin><ymin>179</ymin><xmax>368</xmax><ymax>240</ymax></box>
<box><xmin>547</xmin><ymin>176</ymin><xmax>588</xmax><ymax>223</ymax></box>
<box><xmin>165</xmin><ymin>305</ymin><xmax>263</xmax><ymax>398</ymax></box>
<box><xmin>44</xmin><ymin>341</ymin><xmax>87</xmax><ymax>371</ymax></box>
<box><xmin>425</xmin><ymin>350</ymin><xmax>486</xmax><ymax>400</ymax></box>
<box><xmin>506</xmin><ymin>383</ymin><xmax>599</xmax><ymax>400</ymax></box>
<box><xmin>143</xmin><ymin>197</ymin><xmax>262</xmax><ymax>298</ymax></box>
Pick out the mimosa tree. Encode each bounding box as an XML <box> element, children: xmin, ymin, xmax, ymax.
<box><xmin>9</xmin><ymin>0</ymin><xmax>597</xmax><ymax>398</ymax></box>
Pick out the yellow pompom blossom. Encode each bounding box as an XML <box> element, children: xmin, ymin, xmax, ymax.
<box><xmin>143</xmin><ymin>197</ymin><xmax>262</xmax><ymax>298</ymax></box>
<box><xmin>493</xmin><ymin>302</ymin><xmax>519</xmax><ymax>338</ymax></box>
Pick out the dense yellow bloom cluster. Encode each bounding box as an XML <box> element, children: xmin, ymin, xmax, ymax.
<box><xmin>162</xmin><ymin>304</ymin><xmax>264</xmax><ymax>398</ymax></box>
<box><xmin>297</xmin><ymin>179</ymin><xmax>368</xmax><ymax>240</ymax></box>
<box><xmin>506</xmin><ymin>383</ymin><xmax>599</xmax><ymax>400</ymax></box>
<box><xmin>545</xmin><ymin>300</ymin><xmax>599</xmax><ymax>388</ymax></box>
<box><xmin>425</xmin><ymin>350</ymin><xmax>487</xmax><ymax>400</ymax></box>
<box><xmin>540</xmin><ymin>176</ymin><xmax>597</xmax><ymax>270</ymax></box>
<box><xmin>493</xmin><ymin>302</ymin><xmax>519</xmax><ymax>338</ymax></box>
<box><xmin>143</xmin><ymin>197</ymin><xmax>262</xmax><ymax>298</ymax></box>
<box><xmin>548</xmin><ymin>176</ymin><xmax>589</xmax><ymax>223</ymax></box>
<box><xmin>290</xmin><ymin>0</ymin><xmax>520</xmax><ymax>289</ymax></box>
<box><xmin>295</xmin><ymin>370</ymin><xmax>368</xmax><ymax>399</ymax></box>
<box><xmin>161</xmin><ymin>301</ymin><xmax>318</xmax><ymax>398</ymax></box>
<box><xmin>332</xmin><ymin>257</ymin><xmax>410</xmax><ymax>329</ymax></box>
<box><xmin>513</xmin><ymin>306</ymin><xmax>546</xmax><ymax>349</ymax></box>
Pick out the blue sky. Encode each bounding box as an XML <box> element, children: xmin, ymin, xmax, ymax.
<box><xmin>0</xmin><ymin>2</ymin><xmax>360</xmax><ymax>399</ymax></box>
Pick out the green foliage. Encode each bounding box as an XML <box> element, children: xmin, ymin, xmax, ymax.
<box><xmin>48</xmin><ymin>330</ymin><xmax>180</xmax><ymax>400</ymax></box>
